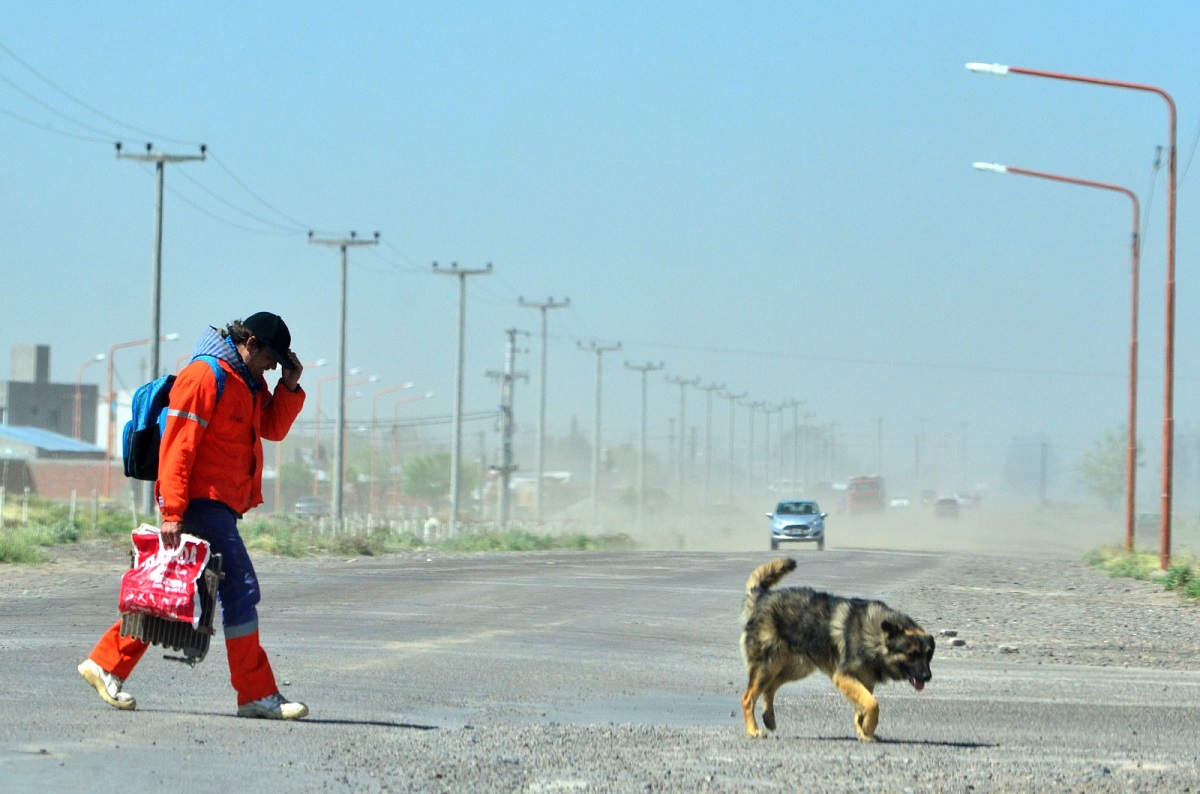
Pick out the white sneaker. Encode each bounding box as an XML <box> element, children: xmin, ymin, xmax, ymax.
<box><xmin>237</xmin><ymin>692</ymin><xmax>309</xmax><ymax>720</ymax></box>
<box><xmin>78</xmin><ymin>659</ymin><xmax>136</xmax><ymax>710</ymax></box>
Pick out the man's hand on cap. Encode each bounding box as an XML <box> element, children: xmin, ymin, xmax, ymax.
<box><xmin>280</xmin><ymin>351</ymin><xmax>303</xmax><ymax>391</ymax></box>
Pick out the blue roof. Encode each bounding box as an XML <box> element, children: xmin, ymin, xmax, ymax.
<box><xmin>0</xmin><ymin>425</ymin><xmax>105</xmax><ymax>453</ymax></box>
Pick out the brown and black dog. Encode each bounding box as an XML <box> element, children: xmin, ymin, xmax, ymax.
<box><xmin>740</xmin><ymin>558</ymin><xmax>934</xmax><ymax>741</ymax></box>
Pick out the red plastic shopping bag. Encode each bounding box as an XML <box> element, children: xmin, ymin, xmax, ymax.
<box><xmin>118</xmin><ymin>524</ymin><xmax>211</xmax><ymax>629</ymax></box>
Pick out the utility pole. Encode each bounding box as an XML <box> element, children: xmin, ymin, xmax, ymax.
<box><xmin>485</xmin><ymin>328</ymin><xmax>528</xmax><ymax>531</ymax></box>
<box><xmin>625</xmin><ymin>361</ymin><xmax>664</xmax><ymax>533</ymax></box>
<box><xmin>689</xmin><ymin>426</ymin><xmax>698</xmax><ymax>488</ymax></box>
<box><xmin>698</xmin><ymin>383</ymin><xmax>724</xmax><ymax>497</ymax></box>
<box><xmin>434</xmin><ymin>262</ymin><xmax>493</xmax><ymax>536</ymax></box>
<box><xmin>116</xmin><ymin>141</ymin><xmax>205</xmax><ymax>515</ymax></box>
<box><xmin>741</xmin><ymin>399</ymin><xmax>762</xmax><ymax>494</ymax></box>
<box><xmin>781</xmin><ymin>399</ymin><xmax>802</xmax><ymax>486</ymax></box>
<box><xmin>478</xmin><ymin>430</ymin><xmax>489</xmax><ymax>517</ymax></box>
<box><xmin>579</xmin><ymin>341</ymin><xmax>621</xmax><ymax>530</ymax></box>
<box><xmin>916</xmin><ymin>417</ymin><xmax>927</xmax><ymax>501</ymax></box>
<box><xmin>878</xmin><ymin>416</ymin><xmax>885</xmax><ymax>474</ymax></box>
<box><xmin>309</xmin><ymin>231</ymin><xmax>380</xmax><ymax>527</ymax></box>
<box><xmin>762</xmin><ymin>403</ymin><xmax>780</xmax><ymax>495</ymax></box>
<box><xmin>722</xmin><ymin>391</ymin><xmax>746</xmax><ymax>503</ymax></box>
<box><xmin>664</xmin><ymin>375</ymin><xmax>700</xmax><ymax>501</ymax></box>
<box><xmin>666</xmin><ymin>418</ymin><xmax>676</xmax><ymax>484</ymax></box>
<box><xmin>519</xmin><ymin>296</ymin><xmax>569</xmax><ymax>522</ymax></box>
<box><xmin>799</xmin><ymin>410</ymin><xmax>814</xmax><ymax>488</ymax></box>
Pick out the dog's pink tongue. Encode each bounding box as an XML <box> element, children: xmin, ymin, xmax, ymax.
<box><xmin>911</xmin><ymin>679</ymin><xmax>925</xmax><ymax>692</ymax></box>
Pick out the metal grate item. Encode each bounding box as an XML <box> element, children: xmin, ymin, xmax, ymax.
<box><xmin>120</xmin><ymin>553</ymin><xmax>223</xmax><ymax>666</ymax></box>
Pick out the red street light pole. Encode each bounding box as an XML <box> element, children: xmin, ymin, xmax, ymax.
<box><xmin>974</xmin><ymin>162</ymin><xmax>1140</xmax><ymax>551</ymax></box>
<box><xmin>103</xmin><ymin>333</ymin><xmax>178</xmax><ymax>499</ymax></box>
<box><xmin>369</xmin><ymin>382</ymin><xmax>414</xmax><ymax>517</ymax></box>
<box><xmin>312</xmin><ymin>368</ymin><xmax>360</xmax><ymax>496</ymax></box>
<box><xmin>74</xmin><ymin>353</ymin><xmax>105</xmax><ymax>441</ymax></box>
<box><xmin>335</xmin><ymin>376</ymin><xmax>378</xmax><ymax>509</ymax></box>
<box><xmin>273</xmin><ymin>358</ymin><xmax>325</xmax><ymax>514</ymax></box>
<box><xmin>967</xmin><ymin>62</ymin><xmax>1177</xmax><ymax>569</ymax></box>
<box><xmin>390</xmin><ymin>391</ymin><xmax>433</xmax><ymax>514</ymax></box>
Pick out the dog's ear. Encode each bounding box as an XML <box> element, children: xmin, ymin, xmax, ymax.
<box><xmin>881</xmin><ymin>619</ymin><xmax>903</xmax><ymax>638</ymax></box>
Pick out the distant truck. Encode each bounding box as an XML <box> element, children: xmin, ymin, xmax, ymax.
<box><xmin>847</xmin><ymin>475</ymin><xmax>886</xmax><ymax>513</ymax></box>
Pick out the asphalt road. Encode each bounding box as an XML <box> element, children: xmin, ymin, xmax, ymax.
<box><xmin>2</xmin><ymin>543</ymin><xmax>1199</xmax><ymax>792</ymax></box>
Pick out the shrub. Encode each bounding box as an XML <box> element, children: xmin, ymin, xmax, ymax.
<box><xmin>0</xmin><ymin>534</ymin><xmax>49</xmax><ymax>564</ymax></box>
<box><xmin>1085</xmin><ymin>546</ymin><xmax>1156</xmax><ymax>581</ymax></box>
<box><xmin>1087</xmin><ymin>545</ymin><xmax>1200</xmax><ymax>601</ymax></box>
<box><xmin>330</xmin><ymin>534</ymin><xmax>383</xmax><ymax>557</ymax></box>
<box><xmin>1161</xmin><ymin>563</ymin><xmax>1194</xmax><ymax>592</ymax></box>
<box><xmin>0</xmin><ymin>501</ymin><xmax>637</xmax><ymax>561</ymax></box>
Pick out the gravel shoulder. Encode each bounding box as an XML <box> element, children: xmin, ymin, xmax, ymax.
<box><xmin>885</xmin><ymin>553</ymin><xmax>1200</xmax><ymax>671</ymax></box>
<box><xmin>3</xmin><ymin>539</ymin><xmax>1200</xmax><ymax>793</ymax></box>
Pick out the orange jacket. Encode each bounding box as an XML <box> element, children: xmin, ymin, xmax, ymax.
<box><xmin>156</xmin><ymin>356</ymin><xmax>305</xmax><ymax>522</ymax></box>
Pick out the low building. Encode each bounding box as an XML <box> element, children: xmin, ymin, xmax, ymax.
<box><xmin>0</xmin><ymin>345</ymin><xmax>112</xmax><ymax>500</ymax></box>
<box><xmin>0</xmin><ymin>344</ymin><xmax>101</xmax><ymax>444</ymax></box>
<box><xmin>0</xmin><ymin>425</ymin><xmax>108</xmax><ymax>500</ymax></box>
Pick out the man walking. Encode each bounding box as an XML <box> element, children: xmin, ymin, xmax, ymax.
<box><xmin>79</xmin><ymin>312</ymin><xmax>310</xmax><ymax>719</ymax></box>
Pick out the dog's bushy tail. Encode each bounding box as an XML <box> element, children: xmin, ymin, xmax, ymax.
<box><xmin>742</xmin><ymin>557</ymin><xmax>797</xmax><ymax>622</ymax></box>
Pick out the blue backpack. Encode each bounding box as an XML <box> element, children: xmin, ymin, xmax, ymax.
<box><xmin>122</xmin><ymin>355</ymin><xmax>225</xmax><ymax>481</ymax></box>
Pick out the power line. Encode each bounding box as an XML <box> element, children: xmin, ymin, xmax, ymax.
<box><xmin>0</xmin><ymin>38</ymin><xmax>201</xmax><ymax>146</ymax></box>
<box><xmin>1178</xmin><ymin>114</ymin><xmax>1200</xmax><ymax>189</ymax></box>
<box><xmin>1140</xmin><ymin>145</ymin><xmax>1162</xmax><ymax>255</ymax></box>
<box><xmin>542</xmin><ymin>330</ymin><xmax>1138</xmax><ymax>381</ymax></box>
<box><xmin>0</xmin><ymin>70</ymin><xmax>121</xmax><ymax>140</ymax></box>
<box><xmin>129</xmin><ymin>159</ymin><xmax>300</xmax><ymax>237</ymax></box>
<box><xmin>0</xmin><ymin>41</ymin><xmax>322</xmax><ymax>242</ymax></box>
<box><xmin>290</xmin><ymin>410</ymin><xmax>499</xmax><ymax>431</ymax></box>
<box><xmin>0</xmin><ymin>101</ymin><xmax>109</xmax><ymax>143</ymax></box>
<box><xmin>378</xmin><ymin>239</ymin><xmax>424</xmax><ymax>271</ymax></box>
<box><xmin>173</xmin><ymin>164</ymin><xmax>304</xmax><ymax>233</ymax></box>
<box><xmin>208</xmin><ymin>152</ymin><xmax>319</xmax><ymax>232</ymax></box>
<box><xmin>365</xmin><ymin>245</ymin><xmax>423</xmax><ymax>275</ymax></box>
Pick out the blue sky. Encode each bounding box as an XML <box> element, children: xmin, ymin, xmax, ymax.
<box><xmin>2</xmin><ymin>2</ymin><xmax>1198</xmax><ymax>501</ymax></box>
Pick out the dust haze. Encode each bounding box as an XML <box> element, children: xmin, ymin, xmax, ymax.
<box><xmin>573</xmin><ymin>490</ymin><xmax>1185</xmax><ymax>560</ymax></box>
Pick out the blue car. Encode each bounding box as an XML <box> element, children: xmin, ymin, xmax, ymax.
<box><xmin>767</xmin><ymin>499</ymin><xmax>826</xmax><ymax>551</ymax></box>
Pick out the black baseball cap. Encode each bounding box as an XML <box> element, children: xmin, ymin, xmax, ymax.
<box><xmin>243</xmin><ymin>311</ymin><xmax>293</xmax><ymax>367</ymax></box>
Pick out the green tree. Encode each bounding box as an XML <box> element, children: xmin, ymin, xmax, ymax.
<box><xmin>402</xmin><ymin>453</ymin><xmax>481</xmax><ymax>507</ymax></box>
<box><xmin>278</xmin><ymin>460</ymin><xmax>315</xmax><ymax>512</ymax></box>
<box><xmin>1075</xmin><ymin>426</ymin><xmax>1140</xmax><ymax>508</ymax></box>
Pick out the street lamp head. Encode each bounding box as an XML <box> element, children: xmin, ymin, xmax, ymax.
<box><xmin>966</xmin><ymin>62</ymin><xmax>1010</xmax><ymax>76</ymax></box>
<box><xmin>164</xmin><ymin>332</ymin><xmax>180</xmax><ymax>341</ymax></box>
<box><xmin>973</xmin><ymin>162</ymin><xmax>1008</xmax><ymax>174</ymax></box>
